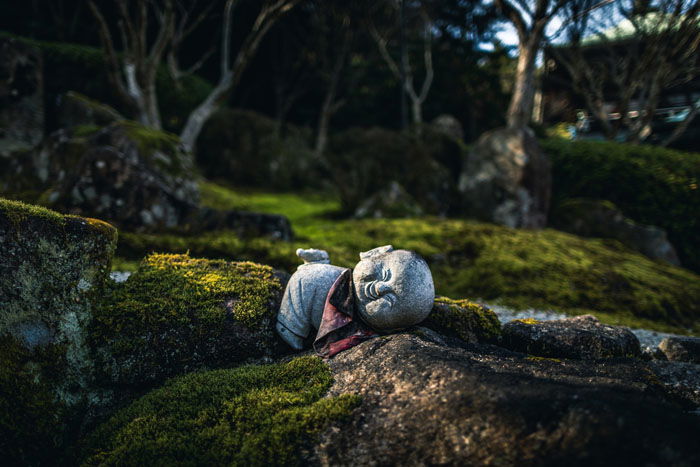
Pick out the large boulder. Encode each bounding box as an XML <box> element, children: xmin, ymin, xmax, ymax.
<box><xmin>315</xmin><ymin>333</ymin><xmax>699</xmax><ymax>465</ymax></box>
<box><xmin>552</xmin><ymin>198</ymin><xmax>680</xmax><ymax>265</ymax></box>
<box><xmin>0</xmin><ymin>199</ymin><xmax>117</xmax><ymax>464</ymax></box>
<box><xmin>459</xmin><ymin>126</ymin><xmax>551</xmax><ymax>228</ymax></box>
<box><xmin>45</xmin><ymin>121</ymin><xmax>200</xmax><ymax>231</ymax></box>
<box><xmin>501</xmin><ymin>315</ymin><xmax>641</xmax><ymax>360</ymax></box>
<box><xmin>0</xmin><ymin>37</ymin><xmax>43</xmax><ymax>157</ymax></box>
<box><xmin>34</xmin><ymin>120</ymin><xmax>292</xmax><ymax>239</ymax></box>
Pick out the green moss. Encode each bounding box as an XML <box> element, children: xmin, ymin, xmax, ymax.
<box><xmin>119</xmin><ymin>120</ymin><xmax>180</xmax><ymax>155</ymax></box>
<box><xmin>81</xmin><ymin>356</ymin><xmax>360</xmax><ymax>466</ymax></box>
<box><xmin>91</xmin><ymin>253</ymin><xmax>283</xmax><ymax>388</ymax></box>
<box><xmin>0</xmin><ymin>197</ymin><xmax>66</xmax><ymax>230</ymax></box>
<box><xmin>0</xmin><ymin>336</ymin><xmax>69</xmax><ymax>466</ymax></box>
<box><xmin>73</xmin><ymin>124</ymin><xmax>102</xmax><ymax>138</ymax></box>
<box><xmin>514</xmin><ymin>318</ymin><xmax>540</xmax><ymax>325</ymax></box>
<box><xmin>423</xmin><ymin>297</ymin><xmax>501</xmax><ymax>342</ymax></box>
<box><xmin>542</xmin><ymin>138</ymin><xmax>700</xmax><ymax>272</ymax></box>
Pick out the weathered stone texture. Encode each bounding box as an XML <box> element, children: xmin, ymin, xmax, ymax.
<box><xmin>501</xmin><ymin>314</ymin><xmax>641</xmax><ymax>360</ymax></box>
<box><xmin>459</xmin><ymin>126</ymin><xmax>551</xmax><ymax>228</ymax></box>
<box><xmin>315</xmin><ymin>333</ymin><xmax>699</xmax><ymax>466</ymax></box>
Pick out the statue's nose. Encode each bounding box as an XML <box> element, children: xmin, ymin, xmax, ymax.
<box><xmin>375</xmin><ymin>282</ymin><xmax>392</xmax><ymax>296</ymax></box>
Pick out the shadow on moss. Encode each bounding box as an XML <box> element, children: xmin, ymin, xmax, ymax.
<box><xmin>81</xmin><ymin>356</ymin><xmax>360</xmax><ymax>466</ymax></box>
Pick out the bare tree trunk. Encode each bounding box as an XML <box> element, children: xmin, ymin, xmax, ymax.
<box><xmin>507</xmin><ymin>40</ymin><xmax>539</xmax><ymax>128</ymax></box>
<box><xmin>179</xmin><ymin>0</ymin><xmax>299</xmax><ymax>153</ymax></box>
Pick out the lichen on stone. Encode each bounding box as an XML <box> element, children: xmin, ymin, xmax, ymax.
<box><xmin>81</xmin><ymin>356</ymin><xmax>360</xmax><ymax>466</ymax></box>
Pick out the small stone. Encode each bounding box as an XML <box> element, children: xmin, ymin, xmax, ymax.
<box><xmin>659</xmin><ymin>337</ymin><xmax>700</xmax><ymax>363</ymax></box>
<box><xmin>501</xmin><ymin>314</ymin><xmax>641</xmax><ymax>360</ymax></box>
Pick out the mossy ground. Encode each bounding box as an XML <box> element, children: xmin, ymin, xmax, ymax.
<box><xmin>113</xmin><ymin>183</ymin><xmax>700</xmax><ymax>335</ymax></box>
<box><xmin>81</xmin><ymin>356</ymin><xmax>360</xmax><ymax>466</ymax></box>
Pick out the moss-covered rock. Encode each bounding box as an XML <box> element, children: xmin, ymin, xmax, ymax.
<box><xmin>81</xmin><ymin>356</ymin><xmax>360</xmax><ymax>466</ymax></box>
<box><xmin>501</xmin><ymin>314</ymin><xmax>642</xmax><ymax>360</ymax></box>
<box><xmin>43</xmin><ymin>120</ymin><xmax>201</xmax><ymax>231</ymax></box>
<box><xmin>0</xmin><ymin>199</ymin><xmax>117</xmax><ymax>464</ymax></box>
<box><xmin>551</xmin><ymin>198</ymin><xmax>680</xmax><ymax>265</ymax></box>
<box><xmin>90</xmin><ymin>253</ymin><xmax>285</xmax><ymax>394</ymax></box>
<box><xmin>0</xmin><ymin>36</ymin><xmax>44</xmax><ymax>157</ymax></box>
<box><xmin>56</xmin><ymin>91</ymin><xmax>123</xmax><ymax>131</ymax></box>
<box><xmin>422</xmin><ymin>297</ymin><xmax>501</xmax><ymax>343</ymax></box>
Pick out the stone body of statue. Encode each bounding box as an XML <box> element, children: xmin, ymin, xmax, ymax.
<box><xmin>276</xmin><ymin>245</ymin><xmax>435</xmax><ymax>356</ymax></box>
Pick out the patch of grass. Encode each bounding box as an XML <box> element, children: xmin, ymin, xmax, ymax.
<box><xmin>81</xmin><ymin>356</ymin><xmax>360</xmax><ymax>466</ymax></box>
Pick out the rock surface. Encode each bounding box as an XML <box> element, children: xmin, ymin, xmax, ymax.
<box><xmin>659</xmin><ymin>336</ymin><xmax>700</xmax><ymax>363</ymax></box>
<box><xmin>316</xmin><ymin>333</ymin><xmax>700</xmax><ymax>466</ymax></box>
<box><xmin>501</xmin><ymin>315</ymin><xmax>641</xmax><ymax>360</ymax></box>
<box><xmin>37</xmin><ymin>121</ymin><xmax>292</xmax><ymax>239</ymax></box>
<box><xmin>45</xmin><ymin>121</ymin><xmax>200</xmax><ymax>231</ymax></box>
<box><xmin>0</xmin><ymin>199</ymin><xmax>117</xmax><ymax>464</ymax></box>
<box><xmin>0</xmin><ymin>37</ymin><xmax>44</xmax><ymax>157</ymax></box>
<box><xmin>552</xmin><ymin>198</ymin><xmax>680</xmax><ymax>265</ymax></box>
<box><xmin>459</xmin><ymin>126</ymin><xmax>551</xmax><ymax>228</ymax></box>
<box><xmin>649</xmin><ymin>361</ymin><xmax>700</xmax><ymax>406</ymax></box>
<box><xmin>0</xmin><ymin>199</ymin><xmax>117</xmax><ymax>407</ymax></box>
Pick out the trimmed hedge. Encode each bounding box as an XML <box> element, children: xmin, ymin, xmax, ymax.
<box><xmin>542</xmin><ymin>138</ymin><xmax>700</xmax><ymax>272</ymax></box>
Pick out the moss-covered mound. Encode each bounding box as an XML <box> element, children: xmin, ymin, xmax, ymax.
<box><xmin>81</xmin><ymin>356</ymin><xmax>360</xmax><ymax>466</ymax></box>
<box><xmin>542</xmin><ymin>138</ymin><xmax>700</xmax><ymax>272</ymax></box>
<box><xmin>91</xmin><ymin>253</ymin><xmax>284</xmax><ymax>392</ymax></box>
<box><xmin>116</xmin><ymin>184</ymin><xmax>700</xmax><ymax>333</ymax></box>
<box><xmin>423</xmin><ymin>297</ymin><xmax>501</xmax><ymax>343</ymax></box>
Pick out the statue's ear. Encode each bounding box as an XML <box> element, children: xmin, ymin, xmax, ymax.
<box><xmin>359</xmin><ymin>245</ymin><xmax>394</xmax><ymax>260</ymax></box>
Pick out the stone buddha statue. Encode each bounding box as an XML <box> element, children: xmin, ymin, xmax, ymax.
<box><xmin>276</xmin><ymin>245</ymin><xmax>435</xmax><ymax>356</ymax></box>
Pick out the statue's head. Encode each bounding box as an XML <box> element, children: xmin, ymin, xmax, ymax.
<box><xmin>352</xmin><ymin>245</ymin><xmax>435</xmax><ymax>331</ymax></box>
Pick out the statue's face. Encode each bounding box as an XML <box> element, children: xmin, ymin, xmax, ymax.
<box><xmin>353</xmin><ymin>247</ymin><xmax>434</xmax><ymax>331</ymax></box>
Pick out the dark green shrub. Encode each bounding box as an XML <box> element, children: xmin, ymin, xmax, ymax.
<box><xmin>196</xmin><ymin>109</ymin><xmax>319</xmax><ymax>191</ymax></box>
<box><xmin>542</xmin><ymin>138</ymin><xmax>700</xmax><ymax>272</ymax></box>
<box><xmin>325</xmin><ymin>127</ymin><xmax>463</xmax><ymax>215</ymax></box>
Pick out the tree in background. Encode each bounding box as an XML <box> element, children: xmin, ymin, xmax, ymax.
<box><xmin>88</xmin><ymin>0</ymin><xmax>175</xmax><ymax>129</ymax></box>
<box><xmin>88</xmin><ymin>0</ymin><xmax>299</xmax><ymax>152</ymax></box>
<box><xmin>368</xmin><ymin>0</ymin><xmax>435</xmax><ymax>129</ymax></box>
<box><xmin>494</xmin><ymin>0</ymin><xmax>569</xmax><ymax>128</ymax></box>
<box><xmin>551</xmin><ymin>0</ymin><xmax>700</xmax><ymax>144</ymax></box>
